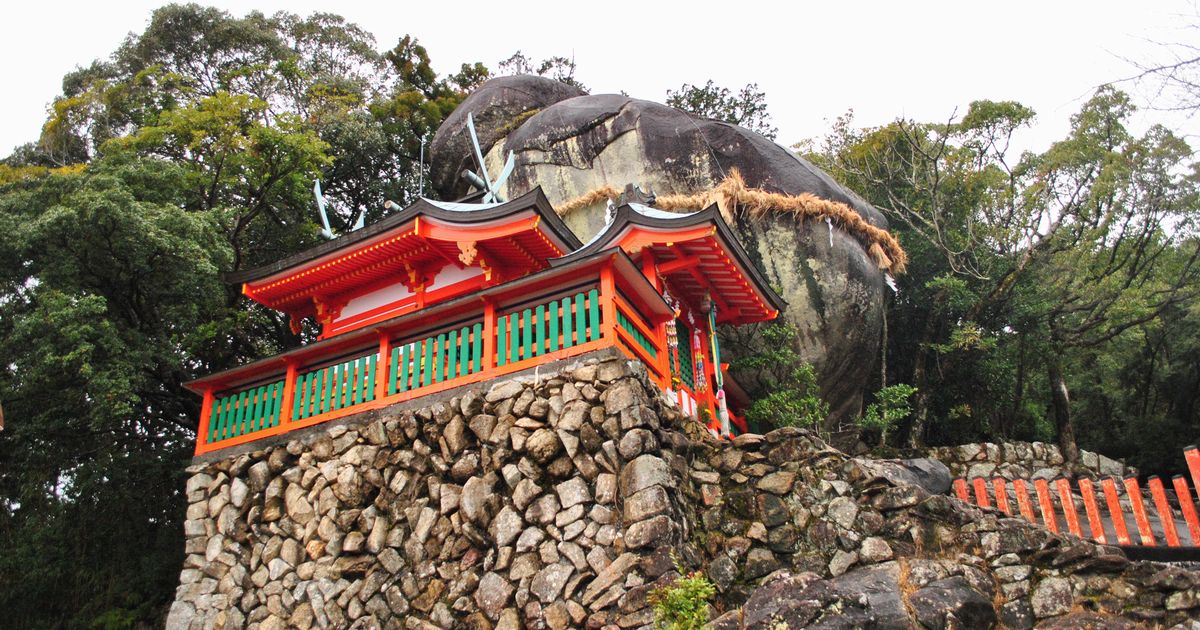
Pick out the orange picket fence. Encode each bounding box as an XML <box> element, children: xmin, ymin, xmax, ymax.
<box><xmin>953</xmin><ymin>445</ymin><xmax>1200</xmax><ymax>548</ymax></box>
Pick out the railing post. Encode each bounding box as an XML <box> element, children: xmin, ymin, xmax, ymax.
<box><xmin>1185</xmin><ymin>445</ymin><xmax>1200</xmax><ymax>498</ymax></box>
<box><xmin>641</xmin><ymin>252</ymin><xmax>672</xmax><ymax>388</ymax></box>
<box><xmin>195</xmin><ymin>386</ymin><xmax>215</xmax><ymax>454</ymax></box>
<box><xmin>1147</xmin><ymin>476</ymin><xmax>1181</xmax><ymax>547</ymax></box>
<box><xmin>600</xmin><ymin>258</ymin><xmax>617</xmax><ymax>343</ymax></box>
<box><xmin>482</xmin><ymin>297</ymin><xmax>497</xmax><ymax>372</ymax></box>
<box><xmin>376</xmin><ymin>332</ymin><xmax>391</xmax><ymax>401</ymax></box>
<box><xmin>279</xmin><ymin>360</ymin><xmax>299</xmax><ymax>426</ymax></box>
<box><xmin>1172</xmin><ymin>475</ymin><xmax>1200</xmax><ymax>545</ymax></box>
<box><xmin>1102</xmin><ymin>477</ymin><xmax>1133</xmax><ymax>545</ymax></box>
<box><xmin>1124</xmin><ymin>476</ymin><xmax>1156</xmax><ymax>546</ymax></box>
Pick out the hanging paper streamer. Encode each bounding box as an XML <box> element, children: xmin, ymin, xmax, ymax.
<box><xmin>663</xmin><ymin>287</ymin><xmax>679</xmax><ymax>350</ymax></box>
<box><xmin>708</xmin><ymin>304</ymin><xmax>723</xmax><ymax>391</ymax></box>
<box><xmin>663</xmin><ymin>286</ymin><xmax>681</xmax><ymax>390</ymax></box>
<box><xmin>692</xmin><ymin>328</ymin><xmax>707</xmax><ymax>393</ymax></box>
<box><xmin>708</xmin><ymin>302</ymin><xmax>731</xmax><ymax>437</ymax></box>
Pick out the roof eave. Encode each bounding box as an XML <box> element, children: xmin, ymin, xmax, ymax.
<box><xmin>225</xmin><ymin>186</ymin><xmax>580</xmax><ymax>286</ymax></box>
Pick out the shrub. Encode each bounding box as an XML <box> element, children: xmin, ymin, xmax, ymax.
<box><xmin>732</xmin><ymin>322</ymin><xmax>829</xmax><ymax>430</ymax></box>
<box><xmin>649</xmin><ymin>569</ymin><xmax>716</xmax><ymax>630</ymax></box>
<box><xmin>859</xmin><ymin>383</ymin><xmax>918</xmax><ymax>447</ymax></box>
<box><xmin>744</xmin><ymin>362</ymin><xmax>828</xmax><ymax>430</ymax></box>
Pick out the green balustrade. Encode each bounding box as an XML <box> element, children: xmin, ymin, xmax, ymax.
<box><xmin>208</xmin><ymin>379</ymin><xmax>285</xmax><ymax>443</ymax></box>
<box><xmin>496</xmin><ymin>289</ymin><xmax>601</xmax><ymax>365</ymax></box>
<box><xmin>388</xmin><ymin>322</ymin><xmax>484</xmax><ymax>395</ymax></box>
<box><xmin>293</xmin><ymin>353</ymin><xmax>377</xmax><ymax>421</ymax></box>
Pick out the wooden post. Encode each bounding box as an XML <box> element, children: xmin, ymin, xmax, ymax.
<box><xmin>992</xmin><ymin>478</ymin><xmax>1011</xmax><ymax>515</ymax></box>
<box><xmin>972</xmin><ymin>478</ymin><xmax>991</xmax><ymax>508</ymax></box>
<box><xmin>1078</xmin><ymin>478</ymin><xmax>1107</xmax><ymax>544</ymax></box>
<box><xmin>376</xmin><ymin>333</ymin><xmax>391</xmax><ymax>401</ymax></box>
<box><xmin>599</xmin><ymin>258</ymin><xmax>617</xmax><ymax>344</ymax></box>
<box><xmin>1012</xmin><ymin>479</ymin><xmax>1036</xmax><ymax>523</ymax></box>
<box><xmin>641</xmin><ymin>252</ymin><xmax>672</xmax><ymax>389</ymax></box>
<box><xmin>1055</xmin><ymin>477</ymin><xmax>1083</xmax><ymax>538</ymax></box>
<box><xmin>1102</xmin><ymin>477</ymin><xmax>1133</xmax><ymax>545</ymax></box>
<box><xmin>1186</xmin><ymin>445</ymin><xmax>1200</xmax><ymax>500</ymax></box>
<box><xmin>952</xmin><ymin>478</ymin><xmax>970</xmax><ymax>502</ymax></box>
<box><xmin>280</xmin><ymin>360</ymin><xmax>299</xmax><ymax>426</ymax></box>
<box><xmin>1147</xmin><ymin>476</ymin><xmax>1180</xmax><ymax>547</ymax></box>
<box><xmin>1124</xmin><ymin>476</ymin><xmax>1156</xmax><ymax>546</ymax></box>
<box><xmin>1171</xmin><ymin>475</ymin><xmax>1200</xmax><ymax>546</ymax></box>
<box><xmin>482</xmin><ymin>298</ymin><xmax>497</xmax><ymax>372</ymax></box>
<box><xmin>1034</xmin><ymin>479</ymin><xmax>1059</xmax><ymax>533</ymax></box>
<box><xmin>195</xmin><ymin>387</ymin><xmax>215</xmax><ymax>454</ymax></box>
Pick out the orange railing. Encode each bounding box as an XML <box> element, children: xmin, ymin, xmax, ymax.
<box><xmin>953</xmin><ymin>445</ymin><xmax>1200</xmax><ymax>548</ymax></box>
<box><xmin>191</xmin><ymin>254</ymin><xmax>671</xmax><ymax>455</ymax></box>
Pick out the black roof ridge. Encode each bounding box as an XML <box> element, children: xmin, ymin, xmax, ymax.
<box><xmin>226</xmin><ymin>187</ymin><xmax>582</xmax><ymax>285</ymax></box>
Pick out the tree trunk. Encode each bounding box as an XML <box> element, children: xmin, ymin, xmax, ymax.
<box><xmin>1000</xmin><ymin>331</ymin><xmax>1026</xmax><ymax>439</ymax></box>
<box><xmin>1047</xmin><ymin>358</ymin><xmax>1079</xmax><ymax>465</ymax></box>
<box><xmin>880</xmin><ymin>307</ymin><xmax>888</xmax><ymax>388</ymax></box>
<box><xmin>906</xmin><ymin>294</ymin><xmax>943</xmax><ymax>449</ymax></box>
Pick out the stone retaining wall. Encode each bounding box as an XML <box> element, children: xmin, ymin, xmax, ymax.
<box><xmin>167</xmin><ymin>350</ymin><xmax>694</xmax><ymax>629</ymax></box>
<box><xmin>680</xmin><ymin>431</ymin><xmax>1195</xmax><ymax>628</ymax></box>
<box><xmin>926</xmin><ymin>441</ymin><xmax>1135</xmax><ymax>481</ymax></box>
<box><xmin>167</xmin><ymin>349</ymin><xmax>1198</xmax><ymax>629</ymax></box>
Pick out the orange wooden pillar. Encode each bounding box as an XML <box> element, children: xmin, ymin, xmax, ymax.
<box><xmin>1186</xmin><ymin>445</ymin><xmax>1200</xmax><ymax>501</ymax></box>
<box><xmin>1171</xmin><ymin>475</ymin><xmax>1200</xmax><ymax>546</ymax></box>
<box><xmin>1034</xmin><ymin>479</ymin><xmax>1059</xmax><ymax>533</ymax></box>
<box><xmin>1012</xmin><ymin>479</ymin><xmax>1036</xmax><ymax>523</ymax></box>
<box><xmin>195</xmin><ymin>387</ymin><xmax>215</xmax><ymax>455</ymax></box>
<box><xmin>1055</xmin><ymin>477</ymin><xmax>1084</xmax><ymax>538</ymax></box>
<box><xmin>640</xmin><ymin>251</ymin><xmax>672</xmax><ymax>389</ymax></box>
<box><xmin>482</xmin><ymin>298</ymin><xmax>497</xmax><ymax>372</ymax></box>
<box><xmin>599</xmin><ymin>259</ymin><xmax>617</xmax><ymax>344</ymax></box>
<box><xmin>1077</xmin><ymin>478</ymin><xmax>1107</xmax><ymax>544</ymax></box>
<box><xmin>1124</xmin><ymin>476</ymin><xmax>1156</xmax><ymax>546</ymax></box>
<box><xmin>1147</xmin><ymin>476</ymin><xmax>1181</xmax><ymax>547</ymax></box>
<box><xmin>992</xmin><ymin>478</ymin><xmax>1011</xmax><ymax>515</ymax></box>
<box><xmin>375</xmin><ymin>333</ymin><xmax>391</xmax><ymax>401</ymax></box>
<box><xmin>952</xmin><ymin>478</ymin><xmax>970</xmax><ymax>502</ymax></box>
<box><xmin>279</xmin><ymin>360</ymin><xmax>299</xmax><ymax>426</ymax></box>
<box><xmin>972</xmin><ymin>478</ymin><xmax>991</xmax><ymax>508</ymax></box>
<box><xmin>1101</xmin><ymin>477</ymin><xmax>1133</xmax><ymax>545</ymax></box>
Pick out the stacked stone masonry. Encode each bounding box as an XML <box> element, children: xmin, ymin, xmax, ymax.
<box><xmin>926</xmin><ymin>441</ymin><xmax>1134</xmax><ymax>481</ymax></box>
<box><xmin>169</xmin><ymin>349</ymin><xmax>1199</xmax><ymax>629</ymax></box>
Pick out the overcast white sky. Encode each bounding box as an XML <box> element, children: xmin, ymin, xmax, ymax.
<box><xmin>2</xmin><ymin>1</ymin><xmax>1198</xmax><ymax>158</ymax></box>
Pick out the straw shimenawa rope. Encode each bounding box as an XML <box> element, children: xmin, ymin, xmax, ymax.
<box><xmin>552</xmin><ymin>169</ymin><xmax>907</xmax><ymax>274</ymax></box>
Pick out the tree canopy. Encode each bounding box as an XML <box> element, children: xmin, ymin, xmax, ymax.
<box><xmin>0</xmin><ymin>5</ymin><xmax>490</xmax><ymax>627</ymax></box>
<box><xmin>805</xmin><ymin>88</ymin><xmax>1200</xmax><ymax>468</ymax></box>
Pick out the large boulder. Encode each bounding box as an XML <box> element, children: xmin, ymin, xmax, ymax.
<box><xmin>430</xmin><ymin>75</ymin><xmax>585</xmax><ymax>202</ymax></box>
<box><xmin>430</xmin><ymin>75</ymin><xmax>889</xmax><ymax>426</ymax></box>
<box><xmin>853</xmin><ymin>457</ymin><xmax>953</xmax><ymax>496</ymax></box>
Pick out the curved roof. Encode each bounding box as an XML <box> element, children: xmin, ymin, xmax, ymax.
<box><xmin>227</xmin><ymin>187</ymin><xmax>581</xmax><ymax>285</ymax></box>
<box><xmin>553</xmin><ymin>203</ymin><xmax>785</xmax><ymax>324</ymax></box>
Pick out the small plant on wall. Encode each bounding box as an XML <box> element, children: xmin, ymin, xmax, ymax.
<box><xmin>649</xmin><ymin>566</ymin><xmax>716</xmax><ymax>630</ymax></box>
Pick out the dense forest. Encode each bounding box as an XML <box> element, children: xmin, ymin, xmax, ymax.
<box><xmin>0</xmin><ymin>4</ymin><xmax>1197</xmax><ymax>628</ymax></box>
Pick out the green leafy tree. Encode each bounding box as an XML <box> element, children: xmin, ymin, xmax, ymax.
<box><xmin>730</xmin><ymin>323</ymin><xmax>829</xmax><ymax>431</ymax></box>
<box><xmin>0</xmin><ymin>157</ymin><xmax>232</xmax><ymax>627</ymax></box>
<box><xmin>667</xmin><ymin>80</ymin><xmax>777</xmax><ymax>139</ymax></box>
<box><xmin>0</xmin><ymin>6</ymin><xmax>484</xmax><ymax>627</ymax></box>
<box><xmin>496</xmin><ymin>50</ymin><xmax>586</xmax><ymax>91</ymax></box>
<box><xmin>860</xmin><ymin>384</ymin><xmax>918</xmax><ymax>447</ymax></box>
<box><xmin>808</xmin><ymin>88</ymin><xmax>1200</xmax><ymax>463</ymax></box>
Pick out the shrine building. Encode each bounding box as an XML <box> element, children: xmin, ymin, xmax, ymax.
<box><xmin>186</xmin><ymin>189</ymin><xmax>784</xmax><ymax>455</ymax></box>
